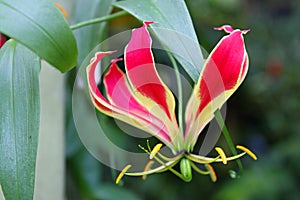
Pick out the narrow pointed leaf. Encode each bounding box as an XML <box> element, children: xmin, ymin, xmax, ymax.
<box><xmin>0</xmin><ymin>0</ymin><xmax>77</xmax><ymax>72</ymax></box>
<box><xmin>0</xmin><ymin>40</ymin><xmax>40</xmax><ymax>200</ymax></box>
<box><xmin>114</xmin><ymin>0</ymin><xmax>203</xmax><ymax>82</ymax></box>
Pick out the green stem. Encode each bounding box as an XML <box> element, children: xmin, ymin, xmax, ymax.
<box><xmin>214</xmin><ymin>109</ymin><xmax>243</xmax><ymax>174</ymax></box>
<box><xmin>166</xmin><ymin>52</ymin><xmax>184</xmax><ymax>136</ymax></box>
<box><xmin>152</xmin><ymin>155</ymin><xmax>186</xmax><ymax>181</ymax></box>
<box><xmin>70</xmin><ymin>11</ymin><xmax>128</xmax><ymax>30</ymax></box>
<box><xmin>138</xmin><ymin>144</ymin><xmax>185</xmax><ymax>181</ymax></box>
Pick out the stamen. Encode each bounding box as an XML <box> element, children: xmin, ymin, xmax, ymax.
<box><xmin>116</xmin><ymin>164</ymin><xmax>131</xmax><ymax>184</ymax></box>
<box><xmin>205</xmin><ymin>164</ymin><xmax>217</xmax><ymax>182</ymax></box>
<box><xmin>150</xmin><ymin>143</ymin><xmax>163</xmax><ymax>159</ymax></box>
<box><xmin>138</xmin><ymin>144</ymin><xmax>150</xmax><ymax>154</ymax></box>
<box><xmin>215</xmin><ymin>147</ymin><xmax>227</xmax><ymax>164</ymax></box>
<box><xmin>187</xmin><ymin>152</ymin><xmax>246</xmax><ymax>164</ymax></box>
<box><xmin>146</xmin><ymin>139</ymin><xmax>151</xmax><ymax>152</ymax></box>
<box><xmin>142</xmin><ymin>161</ymin><xmax>155</xmax><ymax>180</ymax></box>
<box><xmin>236</xmin><ymin>145</ymin><xmax>257</xmax><ymax>160</ymax></box>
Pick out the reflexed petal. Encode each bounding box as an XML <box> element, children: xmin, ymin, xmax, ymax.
<box><xmin>103</xmin><ymin>58</ymin><xmax>170</xmax><ymax>140</ymax></box>
<box><xmin>124</xmin><ymin>21</ymin><xmax>175</xmax><ymax>120</ymax></box>
<box><xmin>87</xmin><ymin>52</ymin><xmax>172</xmax><ymax>144</ymax></box>
<box><xmin>87</xmin><ymin>51</ymin><xmax>116</xmax><ymax>106</ymax></box>
<box><xmin>184</xmin><ymin>27</ymin><xmax>249</xmax><ymax>151</ymax></box>
<box><xmin>124</xmin><ymin>21</ymin><xmax>182</xmax><ymax>148</ymax></box>
<box><xmin>104</xmin><ymin>58</ymin><xmax>149</xmax><ymax>115</ymax></box>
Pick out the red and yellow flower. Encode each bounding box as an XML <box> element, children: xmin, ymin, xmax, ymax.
<box><xmin>87</xmin><ymin>22</ymin><xmax>256</xmax><ymax>182</ymax></box>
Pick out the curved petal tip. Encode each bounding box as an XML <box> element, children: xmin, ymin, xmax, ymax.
<box><xmin>215</xmin><ymin>25</ymin><xmax>250</xmax><ymax>34</ymax></box>
<box><xmin>111</xmin><ymin>57</ymin><xmax>123</xmax><ymax>64</ymax></box>
<box><xmin>144</xmin><ymin>21</ymin><xmax>154</xmax><ymax>26</ymax></box>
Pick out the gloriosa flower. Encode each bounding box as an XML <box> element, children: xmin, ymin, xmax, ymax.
<box><xmin>87</xmin><ymin>22</ymin><xmax>256</xmax><ymax>183</ymax></box>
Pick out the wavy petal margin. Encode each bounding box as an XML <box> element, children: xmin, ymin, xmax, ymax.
<box><xmin>184</xmin><ymin>26</ymin><xmax>249</xmax><ymax>151</ymax></box>
<box><xmin>87</xmin><ymin>52</ymin><xmax>172</xmax><ymax>145</ymax></box>
<box><xmin>124</xmin><ymin>22</ymin><xmax>183</xmax><ymax>149</ymax></box>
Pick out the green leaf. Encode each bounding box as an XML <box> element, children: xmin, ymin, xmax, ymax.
<box><xmin>0</xmin><ymin>40</ymin><xmax>40</xmax><ymax>200</ymax></box>
<box><xmin>0</xmin><ymin>0</ymin><xmax>77</xmax><ymax>72</ymax></box>
<box><xmin>114</xmin><ymin>0</ymin><xmax>203</xmax><ymax>82</ymax></box>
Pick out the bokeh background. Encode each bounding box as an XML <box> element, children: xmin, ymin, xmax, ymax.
<box><xmin>64</xmin><ymin>0</ymin><xmax>300</xmax><ymax>199</ymax></box>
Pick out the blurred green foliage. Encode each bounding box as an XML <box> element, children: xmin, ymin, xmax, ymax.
<box><xmin>65</xmin><ymin>0</ymin><xmax>300</xmax><ymax>199</ymax></box>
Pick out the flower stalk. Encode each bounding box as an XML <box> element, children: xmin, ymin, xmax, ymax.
<box><xmin>70</xmin><ymin>11</ymin><xmax>128</xmax><ymax>30</ymax></box>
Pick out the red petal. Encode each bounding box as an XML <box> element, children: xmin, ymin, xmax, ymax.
<box><xmin>88</xmin><ymin>51</ymin><xmax>115</xmax><ymax>103</ymax></box>
<box><xmin>0</xmin><ymin>33</ymin><xmax>6</xmax><ymax>48</ymax></box>
<box><xmin>103</xmin><ymin>59</ymin><xmax>170</xmax><ymax>141</ymax></box>
<box><xmin>104</xmin><ymin>59</ymin><xmax>148</xmax><ymax>113</ymax></box>
<box><xmin>197</xmin><ymin>30</ymin><xmax>247</xmax><ymax>115</ymax></box>
<box><xmin>184</xmin><ymin>28</ymin><xmax>249</xmax><ymax>151</ymax></box>
<box><xmin>124</xmin><ymin>22</ymin><xmax>176</xmax><ymax>121</ymax></box>
<box><xmin>124</xmin><ymin>22</ymin><xmax>183</xmax><ymax>148</ymax></box>
<box><xmin>87</xmin><ymin>52</ymin><xmax>172</xmax><ymax>144</ymax></box>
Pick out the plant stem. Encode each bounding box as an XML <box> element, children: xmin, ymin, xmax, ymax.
<box><xmin>167</xmin><ymin>52</ymin><xmax>184</xmax><ymax>136</ymax></box>
<box><xmin>70</xmin><ymin>11</ymin><xmax>128</xmax><ymax>30</ymax></box>
<box><xmin>214</xmin><ymin>109</ymin><xmax>243</xmax><ymax>174</ymax></box>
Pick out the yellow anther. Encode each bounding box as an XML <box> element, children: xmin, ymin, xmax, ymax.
<box><xmin>205</xmin><ymin>164</ymin><xmax>217</xmax><ymax>182</ymax></box>
<box><xmin>215</xmin><ymin>147</ymin><xmax>227</xmax><ymax>164</ymax></box>
<box><xmin>149</xmin><ymin>143</ymin><xmax>163</xmax><ymax>159</ymax></box>
<box><xmin>115</xmin><ymin>164</ymin><xmax>131</xmax><ymax>184</ymax></box>
<box><xmin>54</xmin><ymin>2</ymin><xmax>68</xmax><ymax>18</ymax></box>
<box><xmin>236</xmin><ymin>145</ymin><xmax>257</xmax><ymax>160</ymax></box>
<box><xmin>142</xmin><ymin>160</ymin><xmax>155</xmax><ymax>180</ymax></box>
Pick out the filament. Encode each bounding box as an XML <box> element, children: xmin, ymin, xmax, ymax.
<box><xmin>142</xmin><ymin>161</ymin><xmax>155</xmax><ymax>180</ymax></box>
<box><xmin>205</xmin><ymin>164</ymin><xmax>217</xmax><ymax>182</ymax></box>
